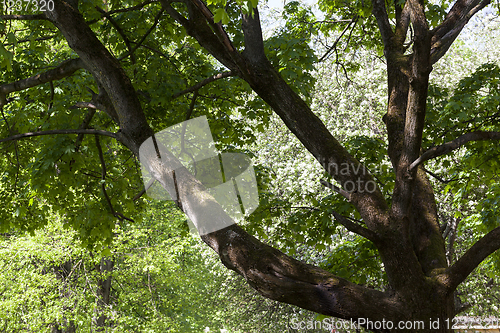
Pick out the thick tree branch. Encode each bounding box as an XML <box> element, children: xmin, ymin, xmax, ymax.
<box><xmin>372</xmin><ymin>0</ymin><xmax>395</xmax><ymax>49</ymax></box>
<box><xmin>201</xmin><ymin>223</ymin><xmax>404</xmax><ymax>322</ymax></box>
<box><xmin>409</xmin><ymin>131</ymin><xmax>500</xmax><ymax>171</ymax></box>
<box><xmin>391</xmin><ymin>0</ymin><xmax>431</xmax><ymax>222</ymax></box>
<box><xmin>166</xmin><ymin>0</ymin><xmax>389</xmax><ymax>231</ymax></box>
<box><xmin>160</xmin><ymin>0</ymin><xmax>239</xmax><ymax>72</ymax></box>
<box><xmin>0</xmin><ymin>129</ymin><xmax>118</xmax><ymax>143</ymax></box>
<box><xmin>394</xmin><ymin>1</ymin><xmax>411</xmax><ymax>44</ymax></box>
<box><xmin>45</xmin><ymin>1</ymin><xmax>152</xmax><ymax>148</ymax></box>
<box><xmin>0</xmin><ymin>58</ymin><xmax>84</xmax><ymax>96</ymax></box>
<box><xmin>172</xmin><ymin>71</ymin><xmax>233</xmax><ymax>99</ymax></box>
<box><xmin>430</xmin><ymin>0</ymin><xmax>490</xmax><ymax>64</ymax></box>
<box><xmin>241</xmin><ymin>7</ymin><xmax>266</xmax><ymax>64</ymax></box>
<box><xmin>189</xmin><ymin>0</ymin><xmax>235</xmax><ymax>52</ymax></box>
<box><xmin>440</xmin><ymin>226</ymin><xmax>500</xmax><ymax>293</ymax></box>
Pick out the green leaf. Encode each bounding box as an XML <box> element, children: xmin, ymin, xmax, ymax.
<box><xmin>213</xmin><ymin>8</ymin><xmax>229</xmax><ymax>25</ymax></box>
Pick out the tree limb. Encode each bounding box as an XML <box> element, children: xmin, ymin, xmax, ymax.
<box><xmin>330</xmin><ymin>210</ymin><xmax>380</xmax><ymax>244</ymax></box>
<box><xmin>160</xmin><ymin>0</ymin><xmax>239</xmax><ymax>72</ymax></box>
<box><xmin>172</xmin><ymin>71</ymin><xmax>233</xmax><ymax>99</ymax></box>
<box><xmin>118</xmin><ymin>9</ymin><xmax>164</xmax><ymax>61</ymax></box>
<box><xmin>319</xmin><ymin>17</ymin><xmax>357</xmax><ymax>62</ymax></box>
<box><xmin>0</xmin><ymin>129</ymin><xmax>118</xmax><ymax>143</ymax></box>
<box><xmin>430</xmin><ymin>0</ymin><xmax>491</xmax><ymax>64</ymax></box>
<box><xmin>45</xmin><ymin>1</ymin><xmax>152</xmax><ymax>148</ymax></box>
<box><xmin>409</xmin><ymin>131</ymin><xmax>500</xmax><ymax>171</ymax></box>
<box><xmin>0</xmin><ymin>14</ymin><xmax>47</xmax><ymax>20</ymax></box>
<box><xmin>440</xmin><ymin>226</ymin><xmax>500</xmax><ymax>293</ymax></box>
<box><xmin>0</xmin><ymin>58</ymin><xmax>84</xmax><ymax>96</ymax></box>
<box><xmin>394</xmin><ymin>1</ymin><xmax>411</xmax><ymax>44</ymax></box>
<box><xmin>319</xmin><ymin>179</ymin><xmax>350</xmax><ymax>200</ymax></box>
<box><xmin>372</xmin><ymin>0</ymin><xmax>395</xmax><ymax>49</ymax></box>
<box><xmin>241</xmin><ymin>7</ymin><xmax>266</xmax><ymax>64</ymax></box>
<box><xmin>95</xmin><ymin>134</ymin><xmax>135</xmax><ymax>223</ymax></box>
<box><xmin>201</xmin><ymin>224</ymin><xmax>404</xmax><ymax>321</ymax></box>
<box><xmin>96</xmin><ymin>6</ymin><xmax>136</xmax><ymax>63</ymax></box>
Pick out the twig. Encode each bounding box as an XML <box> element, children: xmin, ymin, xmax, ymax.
<box><xmin>132</xmin><ymin>178</ymin><xmax>156</xmax><ymax>201</ymax></box>
<box><xmin>74</xmin><ymin>108</ymin><xmax>97</xmax><ymax>152</ymax></box>
<box><xmin>172</xmin><ymin>71</ymin><xmax>233</xmax><ymax>99</ymax></box>
<box><xmin>95</xmin><ymin>135</ymin><xmax>134</xmax><ymax>223</ymax></box>
<box><xmin>319</xmin><ymin>16</ymin><xmax>357</xmax><ymax>62</ymax></box>
<box><xmin>118</xmin><ymin>10</ymin><xmax>164</xmax><ymax>61</ymax></box>
<box><xmin>96</xmin><ymin>6</ymin><xmax>136</xmax><ymax>63</ymax></box>
<box><xmin>319</xmin><ymin>179</ymin><xmax>351</xmax><ymax>200</ymax></box>
<box><xmin>330</xmin><ymin>210</ymin><xmax>380</xmax><ymax>243</ymax></box>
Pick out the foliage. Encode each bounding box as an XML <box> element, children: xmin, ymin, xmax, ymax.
<box><xmin>1</xmin><ymin>0</ymin><xmax>500</xmax><ymax>330</ymax></box>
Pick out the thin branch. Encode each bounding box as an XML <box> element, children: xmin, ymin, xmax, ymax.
<box><xmin>424</xmin><ymin>167</ymin><xmax>457</xmax><ymax>184</ymax></box>
<box><xmin>96</xmin><ymin>6</ymin><xmax>136</xmax><ymax>63</ymax></box>
<box><xmin>74</xmin><ymin>108</ymin><xmax>97</xmax><ymax>152</ymax></box>
<box><xmin>3</xmin><ymin>34</ymin><xmax>57</xmax><ymax>46</ymax></box>
<box><xmin>319</xmin><ymin>17</ymin><xmax>357</xmax><ymax>62</ymax></box>
<box><xmin>446</xmin><ymin>218</ymin><xmax>459</xmax><ymax>265</ymax></box>
<box><xmin>410</xmin><ymin>131</ymin><xmax>500</xmax><ymax>171</ymax></box>
<box><xmin>70</xmin><ymin>102</ymin><xmax>97</xmax><ymax>109</ymax></box>
<box><xmin>106</xmin><ymin>0</ymin><xmax>157</xmax><ymax>15</ymax></box>
<box><xmin>95</xmin><ymin>135</ymin><xmax>135</xmax><ymax>223</ymax></box>
<box><xmin>319</xmin><ymin>179</ymin><xmax>351</xmax><ymax>200</ymax></box>
<box><xmin>0</xmin><ymin>14</ymin><xmax>47</xmax><ymax>20</ymax></box>
<box><xmin>0</xmin><ymin>58</ymin><xmax>84</xmax><ymax>96</ymax></box>
<box><xmin>0</xmin><ymin>129</ymin><xmax>118</xmax><ymax>143</ymax></box>
<box><xmin>132</xmin><ymin>178</ymin><xmax>156</xmax><ymax>201</ymax></box>
<box><xmin>172</xmin><ymin>71</ymin><xmax>233</xmax><ymax>99</ymax></box>
<box><xmin>185</xmin><ymin>90</ymin><xmax>198</xmax><ymax>121</ymax></box>
<box><xmin>330</xmin><ymin>210</ymin><xmax>380</xmax><ymax>244</ymax></box>
<box><xmin>442</xmin><ymin>226</ymin><xmax>500</xmax><ymax>293</ymax></box>
<box><xmin>86</xmin><ymin>84</ymin><xmax>120</xmax><ymax>125</ymax></box>
<box><xmin>118</xmin><ymin>9</ymin><xmax>164</xmax><ymax>61</ymax></box>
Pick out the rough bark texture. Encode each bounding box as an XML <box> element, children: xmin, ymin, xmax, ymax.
<box><xmin>0</xmin><ymin>0</ymin><xmax>493</xmax><ymax>332</ymax></box>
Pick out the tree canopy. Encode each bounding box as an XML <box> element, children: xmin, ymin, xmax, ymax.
<box><xmin>1</xmin><ymin>0</ymin><xmax>500</xmax><ymax>331</ymax></box>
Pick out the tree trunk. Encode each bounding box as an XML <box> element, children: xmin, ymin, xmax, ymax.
<box><xmin>95</xmin><ymin>258</ymin><xmax>114</xmax><ymax>331</ymax></box>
